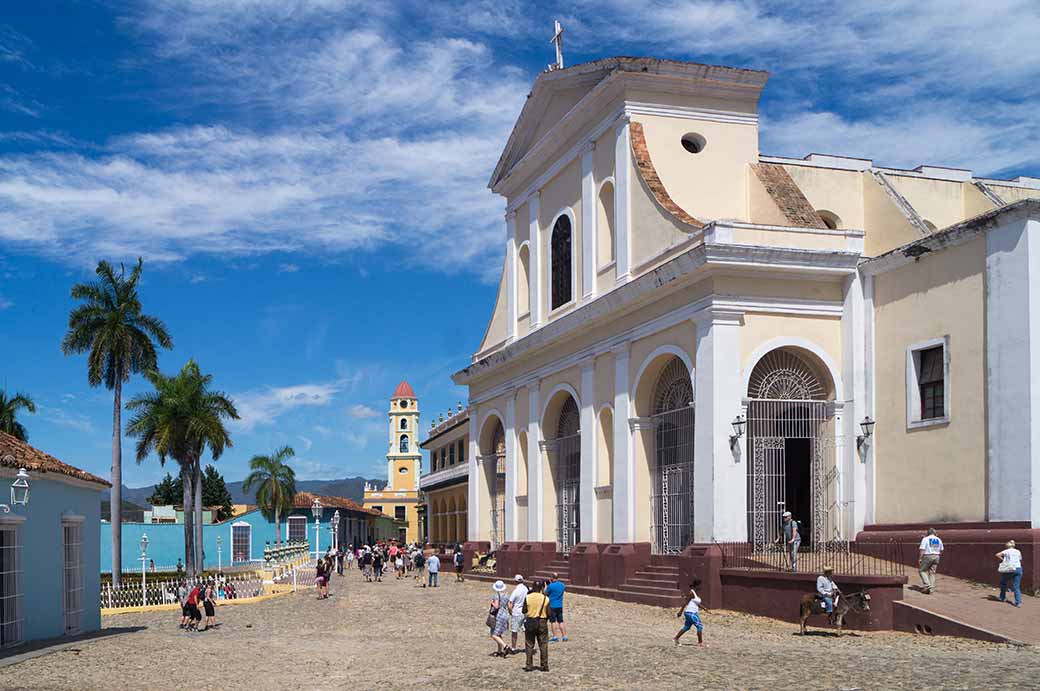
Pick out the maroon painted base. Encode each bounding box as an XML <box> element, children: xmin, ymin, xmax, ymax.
<box><xmin>676</xmin><ymin>544</ymin><xmax>724</xmax><ymax>609</ymax></box>
<box><xmin>600</xmin><ymin>543</ymin><xmax>651</xmax><ymax>589</ymax></box>
<box><xmin>857</xmin><ymin>523</ymin><xmax>1039</xmax><ymax>594</ymax></box>
<box><xmin>570</xmin><ymin>543</ymin><xmax>605</xmax><ymax>586</ymax></box>
<box><xmin>720</xmin><ymin>569</ymin><xmax>907</xmax><ymax>630</ymax></box>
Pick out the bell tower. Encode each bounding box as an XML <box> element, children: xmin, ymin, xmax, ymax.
<box><xmin>387</xmin><ymin>380</ymin><xmax>421</xmax><ymax>491</ymax></box>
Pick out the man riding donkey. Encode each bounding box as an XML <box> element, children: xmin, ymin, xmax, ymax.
<box><xmin>799</xmin><ymin>565</ymin><xmax>871</xmax><ymax>636</ymax></box>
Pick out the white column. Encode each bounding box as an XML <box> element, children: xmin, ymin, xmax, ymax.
<box><xmin>504</xmin><ymin>392</ymin><xmax>519</xmax><ymax>542</ymax></box>
<box><xmin>863</xmin><ymin>273</ymin><xmax>877</xmax><ymax>525</ymax></box>
<box><xmin>467</xmin><ymin>412</ymin><xmax>480</xmax><ymax>542</ymax></box>
<box><xmin>612</xmin><ymin>342</ymin><xmax>633</xmax><ymax>542</ymax></box>
<box><xmin>614</xmin><ymin>118</ymin><xmax>632</xmax><ymax>284</ymax></box>
<box><xmin>506</xmin><ymin>212</ymin><xmax>518</xmax><ymax>343</ymax></box>
<box><xmin>526</xmin><ymin>381</ymin><xmax>543</xmax><ymax>540</ymax></box>
<box><xmin>985</xmin><ymin>213</ymin><xmax>1040</xmax><ymax>526</ymax></box>
<box><xmin>842</xmin><ymin>271</ymin><xmax>868</xmax><ymax>537</ymax></box>
<box><xmin>579</xmin><ymin>358</ymin><xmax>597</xmax><ymax>543</ymax></box>
<box><xmin>693</xmin><ymin>309</ymin><xmax>745</xmax><ymax>542</ymax></box>
<box><xmin>528</xmin><ymin>193</ymin><xmax>543</xmax><ymax>329</ymax></box>
<box><xmin>581</xmin><ymin>143</ymin><xmax>597</xmax><ymax>302</ymax></box>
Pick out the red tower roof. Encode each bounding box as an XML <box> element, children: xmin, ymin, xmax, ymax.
<box><xmin>391</xmin><ymin>380</ymin><xmax>415</xmax><ymax>399</ymax></box>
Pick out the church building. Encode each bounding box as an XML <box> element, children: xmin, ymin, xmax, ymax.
<box><xmin>452</xmin><ymin>55</ymin><xmax>1040</xmax><ymax>595</ymax></box>
<box><xmin>363</xmin><ymin>381</ymin><xmax>423</xmax><ymax>544</ymax></box>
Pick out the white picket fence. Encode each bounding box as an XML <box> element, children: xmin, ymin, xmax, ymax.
<box><xmin>101</xmin><ymin>574</ymin><xmax>266</xmax><ymax>610</ymax></box>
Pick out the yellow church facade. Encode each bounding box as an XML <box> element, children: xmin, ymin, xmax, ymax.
<box><xmin>362</xmin><ymin>380</ymin><xmax>423</xmax><ymax>544</ymax></box>
<box><xmin>450</xmin><ymin>56</ymin><xmax>1040</xmax><ymax>591</ymax></box>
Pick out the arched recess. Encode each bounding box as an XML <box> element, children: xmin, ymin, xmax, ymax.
<box><xmin>517</xmin><ymin>242</ymin><xmax>531</xmax><ymax>317</ymax></box>
<box><xmin>516</xmin><ymin>429</ymin><xmax>529</xmax><ymax>541</ymax></box>
<box><xmin>458</xmin><ymin>495</ymin><xmax>468</xmax><ymax>544</ymax></box>
<box><xmin>541</xmin><ymin>385</ymin><xmax>581</xmax><ymax>552</ymax></box>
<box><xmin>633</xmin><ymin>345</ymin><xmax>695</xmax><ymax>417</ymax></box>
<box><xmin>548</xmin><ymin>208</ymin><xmax>576</xmax><ymax>311</ymax></box>
<box><xmin>741</xmin><ymin>337</ymin><xmax>842</xmax><ymax>401</ymax></box>
<box><xmin>478</xmin><ymin>412</ymin><xmax>506</xmax><ymax>549</ymax></box>
<box><xmin>596</xmin><ymin>404</ymin><xmax>614</xmax><ymax>544</ymax></box>
<box><xmin>597</xmin><ymin>179</ymin><xmax>616</xmax><ymax>268</ymax></box>
<box><xmin>447</xmin><ymin>496</ymin><xmax>457</xmax><ymax>547</ymax></box>
<box><xmin>816</xmin><ymin>209</ymin><xmax>841</xmax><ymax>230</ymax></box>
<box><xmin>744</xmin><ymin>344</ymin><xmax>839</xmax><ymax>550</ymax></box>
<box><xmin>399</xmin><ymin>434</ymin><xmax>409</xmax><ymax>453</ymax></box>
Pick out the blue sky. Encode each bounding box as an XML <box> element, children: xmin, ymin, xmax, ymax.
<box><xmin>2</xmin><ymin>1</ymin><xmax>1038</xmax><ymax>487</ymax></box>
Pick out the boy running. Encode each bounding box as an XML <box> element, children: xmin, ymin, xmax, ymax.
<box><xmin>673</xmin><ymin>580</ymin><xmax>706</xmax><ymax>647</ymax></box>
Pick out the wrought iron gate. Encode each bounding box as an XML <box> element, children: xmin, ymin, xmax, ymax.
<box><xmin>555</xmin><ymin>432</ymin><xmax>581</xmax><ymax>552</ymax></box>
<box><xmin>649</xmin><ymin>358</ymin><xmax>695</xmax><ymax>554</ymax></box>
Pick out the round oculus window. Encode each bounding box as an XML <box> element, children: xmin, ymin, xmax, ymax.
<box><xmin>680</xmin><ymin>133</ymin><xmax>707</xmax><ymax>154</ymax></box>
<box><xmin>399</xmin><ymin>400</ymin><xmax>408</xmax><ymax>408</ymax></box>
<box><xmin>398</xmin><ymin>467</ymin><xmax>408</xmax><ymax>474</ymax></box>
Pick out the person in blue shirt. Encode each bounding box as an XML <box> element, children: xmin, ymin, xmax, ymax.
<box><xmin>544</xmin><ymin>573</ymin><xmax>568</xmax><ymax>642</ymax></box>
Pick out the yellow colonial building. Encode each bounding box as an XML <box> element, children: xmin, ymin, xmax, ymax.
<box><xmin>419</xmin><ymin>404</ymin><xmax>471</xmax><ymax>546</ymax></box>
<box><xmin>451</xmin><ymin>55</ymin><xmax>1040</xmax><ymax>593</ymax></box>
<box><xmin>363</xmin><ymin>381</ymin><xmax>423</xmax><ymax>544</ymax></box>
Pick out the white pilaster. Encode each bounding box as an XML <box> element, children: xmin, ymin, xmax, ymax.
<box><xmin>504</xmin><ymin>392</ymin><xmax>518</xmax><ymax>542</ymax></box>
<box><xmin>863</xmin><ymin>273</ymin><xmax>877</xmax><ymax>525</ymax></box>
<box><xmin>693</xmin><ymin>309</ymin><xmax>745</xmax><ymax>542</ymax></box>
<box><xmin>985</xmin><ymin>213</ymin><xmax>1040</xmax><ymax>526</ymax></box>
<box><xmin>614</xmin><ymin>118</ymin><xmax>632</xmax><ymax>284</ymax></box>
<box><xmin>528</xmin><ymin>193</ymin><xmax>543</xmax><ymax>329</ymax></box>
<box><xmin>467</xmin><ymin>412</ymin><xmax>480</xmax><ymax>542</ymax></box>
<box><xmin>581</xmin><ymin>143</ymin><xmax>597</xmax><ymax>302</ymax></box>
<box><xmin>505</xmin><ymin>212</ymin><xmax>518</xmax><ymax>343</ymax></box>
<box><xmin>841</xmin><ymin>272</ymin><xmax>868</xmax><ymax>537</ymax></box>
<box><xmin>579</xmin><ymin>358</ymin><xmax>597</xmax><ymax>543</ymax></box>
<box><xmin>526</xmin><ymin>381</ymin><xmax>543</xmax><ymax>540</ymax></box>
<box><xmin>612</xmin><ymin>342</ymin><xmax>634</xmax><ymax>542</ymax></box>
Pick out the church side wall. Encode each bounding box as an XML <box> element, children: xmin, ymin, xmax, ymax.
<box><xmin>885</xmin><ymin>174</ymin><xmax>968</xmax><ymax>231</ymax></box>
<box><xmin>862</xmin><ymin>171</ymin><xmax>923</xmax><ymax>257</ymax></box>
<box><xmin>872</xmin><ymin>236</ymin><xmax>987</xmax><ymax>523</ymax></box>
<box><xmin>781</xmin><ymin>165</ymin><xmax>866</xmax><ymax>230</ymax></box>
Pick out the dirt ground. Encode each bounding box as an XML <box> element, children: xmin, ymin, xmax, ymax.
<box><xmin>1</xmin><ymin>567</ymin><xmax>1036</xmax><ymax>691</ymax></box>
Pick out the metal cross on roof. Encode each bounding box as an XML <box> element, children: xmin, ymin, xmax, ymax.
<box><xmin>549</xmin><ymin>20</ymin><xmax>564</xmax><ymax>71</ymax></box>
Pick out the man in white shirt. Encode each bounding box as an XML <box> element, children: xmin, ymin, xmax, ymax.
<box><xmin>918</xmin><ymin>528</ymin><xmax>944</xmax><ymax>594</ymax></box>
<box><xmin>816</xmin><ymin>566</ymin><xmax>839</xmax><ymax>614</ymax></box>
<box><xmin>426</xmin><ymin>553</ymin><xmax>440</xmax><ymax>588</ymax></box>
<box><xmin>507</xmin><ymin>575</ymin><xmax>529</xmax><ymax>653</ymax></box>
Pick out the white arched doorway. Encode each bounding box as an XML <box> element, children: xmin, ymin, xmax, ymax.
<box><xmin>545</xmin><ymin>394</ymin><xmax>581</xmax><ymax>553</ymax></box>
<box><xmin>745</xmin><ymin>347</ymin><xmax>838</xmax><ymax>549</ymax></box>
<box><xmin>648</xmin><ymin>357</ymin><xmax>695</xmax><ymax>554</ymax></box>
<box><xmin>478</xmin><ymin>414</ymin><xmax>506</xmax><ymax>550</ymax></box>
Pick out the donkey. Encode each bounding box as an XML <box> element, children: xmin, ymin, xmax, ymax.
<box><xmin>799</xmin><ymin>591</ymin><xmax>871</xmax><ymax>636</ymax></box>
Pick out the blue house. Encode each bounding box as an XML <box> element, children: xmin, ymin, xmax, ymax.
<box><xmin>102</xmin><ymin>491</ymin><xmax>401</xmax><ymax>572</ymax></box>
<box><xmin>0</xmin><ymin>432</ymin><xmax>108</xmax><ymax>648</ymax></box>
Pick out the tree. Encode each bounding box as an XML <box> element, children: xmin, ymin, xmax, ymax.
<box><xmin>243</xmin><ymin>446</ymin><xmax>297</xmax><ymax>544</ymax></box>
<box><xmin>61</xmin><ymin>259</ymin><xmax>172</xmax><ymax>585</ymax></box>
<box><xmin>125</xmin><ymin>360</ymin><xmax>237</xmax><ymax>576</ymax></box>
<box><xmin>147</xmin><ymin>472</ymin><xmax>181</xmax><ymax>505</ymax></box>
<box><xmin>202</xmin><ymin>464</ymin><xmax>234</xmax><ymax>521</ymax></box>
<box><xmin>0</xmin><ymin>390</ymin><xmax>36</xmax><ymax>442</ymax></box>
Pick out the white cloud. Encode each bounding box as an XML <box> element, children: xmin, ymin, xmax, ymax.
<box><xmin>297</xmin><ymin>434</ymin><xmax>313</xmax><ymax>452</ymax></box>
<box><xmin>348</xmin><ymin>403</ymin><xmax>379</xmax><ymax>419</ymax></box>
<box><xmin>231</xmin><ymin>382</ymin><xmax>340</xmax><ymax>432</ymax></box>
<box><xmin>39</xmin><ymin>405</ymin><xmax>94</xmax><ymax>434</ymax></box>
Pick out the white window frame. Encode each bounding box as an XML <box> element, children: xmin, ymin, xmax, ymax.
<box><xmin>230</xmin><ymin>522</ymin><xmax>252</xmax><ymax>563</ymax></box>
<box><xmin>62</xmin><ymin>517</ymin><xmax>85</xmax><ymax>635</ymax></box>
<box><xmin>0</xmin><ymin>517</ymin><xmax>24</xmax><ymax>648</ymax></box>
<box><xmin>906</xmin><ymin>336</ymin><xmax>951</xmax><ymax>429</ymax></box>
<box><xmin>287</xmin><ymin>515</ymin><xmax>307</xmax><ymax>543</ymax></box>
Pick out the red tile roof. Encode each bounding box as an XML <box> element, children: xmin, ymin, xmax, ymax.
<box><xmin>291</xmin><ymin>491</ymin><xmax>389</xmax><ymax>518</ymax></box>
<box><xmin>391</xmin><ymin>380</ymin><xmax>415</xmax><ymax>399</ymax></box>
<box><xmin>0</xmin><ymin>431</ymin><xmax>110</xmax><ymax>487</ymax></box>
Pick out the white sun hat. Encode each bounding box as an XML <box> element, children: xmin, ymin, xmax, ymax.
<box><xmin>493</xmin><ymin>580</ymin><xmax>506</xmax><ymax>592</ymax></box>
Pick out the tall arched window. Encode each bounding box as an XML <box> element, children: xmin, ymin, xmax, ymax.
<box><xmin>597</xmin><ymin>181</ymin><xmax>615</xmax><ymax>267</ymax></box>
<box><xmin>550</xmin><ymin>215</ymin><xmax>572</xmax><ymax>310</ymax></box>
<box><xmin>399</xmin><ymin>434</ymin><xmax>409</xmax><ymax>453</ymax></box>
<box><xmin>400</xmin><ymin>418</ymin><xmax>407</xmax><ymax>430</ymax></box>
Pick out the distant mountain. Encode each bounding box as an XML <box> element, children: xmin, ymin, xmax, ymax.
<box><xmin>121</xmin><ymin>475</ymin><xmax>385</xmax><ymax>507</ymax></box>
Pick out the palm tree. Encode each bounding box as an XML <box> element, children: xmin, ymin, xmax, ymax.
<box><xmin>0</xmin><ymin>390</ymin><xmax>36</xmax><ymax>442</ymax></box>
<box><xmin>61</xmin><ymin>259</ymin><xmax>172</xmax><ymax>585</ymax></box>
<box><xmin>243</xmin><ymin>446</ymin><xmax>297</xmax><ymax>544</ymax></box>
<box><xmin>125</xmin><ymin>360</ymin><xmax>237</xmax><ymax>576</ymax></box>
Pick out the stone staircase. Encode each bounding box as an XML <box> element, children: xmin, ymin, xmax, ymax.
<box><xmin>616</xmin><ymin>558</ymin><xmax>685</xmax><ymax>607</ymax></box>
<box><xmin>533</xmin><ymin>553</ymin><xmax>571</xmax><ymax>584</ymax></box>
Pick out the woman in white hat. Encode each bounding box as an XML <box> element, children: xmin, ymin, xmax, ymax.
<box><xmin>995</xmin><ymin>540</ymin><xmax>1024</xmax><ymax>607</ymax></box>
<box><xmin>489</xmin><ymin>580</ymin><xmax>510</xmax><ymax>656</ymax></box>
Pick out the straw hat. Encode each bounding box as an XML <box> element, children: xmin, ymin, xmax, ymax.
<box><xmin>823</xmin><ymin>565</ymin><xmax>834</xmax><ymax>573</ymax></box>
<box><xmin>493</xmin><ymin>580</ymin><xmax>506</xmax><ymax>592</ymax></box>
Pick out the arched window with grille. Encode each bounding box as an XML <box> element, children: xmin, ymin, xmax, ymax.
<box><xmin>400</xmin><ymin>418</ymin><xmax>407</xmax><ymax>430</ymax></box>
<box><xmin>550</xmin><ymin>214</ymin><xmax>572</xmax><ymax>310</ymax></box>
<box><xmin>399</xmin><ymin>434</ymin><xmax>409</xmax><ymax>453</ymax></box>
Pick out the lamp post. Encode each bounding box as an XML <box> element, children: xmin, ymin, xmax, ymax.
<box><xmin>216</xmin><ymin>535</ymin><xmax>223</xmax><ymax>573</ymax></box>
<box><xmin>311</xmin><ymin>498</ymin><xmax>322</xmax><ymax>561</ymax></box>
<box><xmin>729</xmin><ymin>414</ymin><xmax>746</xmax><ymax>449</ymax></box>
<box><xmin>856</xmin><ymin>416</ymin><xmax>876</xmax><ymax>449</ymax></box>
<box><xmin>0</xmin><ymin>464</ymin><xmax>30</xmax><ymax>513</ymax></box>
<box><xmin>332</xmin><ymin>510</ymin><xmax>341</xmax><ymax>552</ymax></box>
<box><xmin>140</xmin><ymin>533</ymin><xmax>149</xmax><ymax>605</ymax></box>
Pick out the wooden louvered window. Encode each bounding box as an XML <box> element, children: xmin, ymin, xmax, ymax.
<box><xmin>550</xmin><ymin>215</ymin><xmax>572</xmax><ymax>310</ymax></box>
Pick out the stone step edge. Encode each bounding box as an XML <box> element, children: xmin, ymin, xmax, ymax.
<box><xmin>892</xmin><ymin>601</ymin><xmax>1025</xmax><ymax>645</ymax></box>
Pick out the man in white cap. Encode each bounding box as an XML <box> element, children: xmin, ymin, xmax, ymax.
<box><xmin>918</xmin><ymin>527</ymin><xmax>943</xmax><ymax>594</ymax></box>
<box><xmin>507</xmin><ymin>574</ymin><xmax>529</xmax><ymax>653</ymax></box>
<box><xmin>782</xmin><ymin>511</ymin><xmax>801</xmax><ymax>572</ymax></box>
